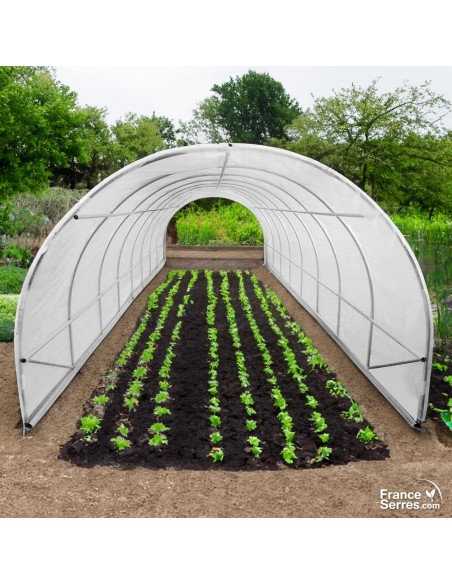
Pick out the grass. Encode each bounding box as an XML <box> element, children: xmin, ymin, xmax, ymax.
<box><xmin>175</xmin><ymin>202</ymin><xmax>263</xmax><ymax>246</ymax></box>
<box><xmin>390</xmin><ymin>210</ymin><xmax>452</xmax><ymax>244</ymax></box>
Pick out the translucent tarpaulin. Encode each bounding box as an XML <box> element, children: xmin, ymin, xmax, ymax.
<box><xmin>15</xmin><ymin>143</ymin><xmax>433</xmax><ymax>431</ymax></box>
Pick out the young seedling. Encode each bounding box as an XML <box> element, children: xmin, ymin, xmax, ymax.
<box><xmin>154</xmin><ymin>406</ymin><xmax>171</xmax><ymax>418</ymax></box>
<box><xmin>149</xmin><ymin>422</ymin><xmax>170</xmax><ymax>435</ymax></box>
<box><xmin>325</xmin><ymin>379</ymin><xmax>347</xmax><ymax>397</ymax></box>
<box><xmin>356</xmin><ymin>426</ymin><xmax>378</xmax><ymax>443</ymax></box>
<box><xmin>110</xmin><ymin>436</ymin><xmax>131</xmax><ymax>451</ymax></box>
<box><xmin>209</xmin><ymin>448</ymin><xmax>224</xmax><ymax>462</ymax></box>
<box><xmin>133</xmin><ymin>366</ymin><xmax>147</xmax><ymax>379</ymax></box>
<box><xmin>316</xmin><ymin>446</ymin><xmax>332</xmax><ymax>462</ymax></box>
<box><xmin>210</xmin><ymin>431</ymin><xmax>223</xmax><ymax>444</ymax></box>
<box><xmin>240</xmin><ymin>392</ymin><xmax>254</xmax><ymax>406</ymax></box>
<box><xmin>149</xmin><ymin>434</ymin><xmax>168</xmax><ymax>446</ymax></box>
<box><xmin>246</xmin><ymin>419</ymin><xmax>257</xmax><ymax>431</ymax></box>
<box><xmin>80</xmin><ymin>414</ymin><xmax>101</xmax><ymax>437</ymax></box>
<box><xmin>306</xmin><ymin>395</ymin><xmax>318</xmax><ymax>409</ymax></box>
<box><xmin>117</xmin><ymin>423</ymin><xmax>129</xmax><ymax>437</ymax></box>
<box><xmin>342</xmin><ymin>402</ymin><xmax>364</xmax><ymax>423</ymax></box>
<box><xmin>282</xmin><ymin>444</ymin><xmax>297</xmax><ymax>465</ymax></box>
<box><xmin>209</xmin><ymin>415</ymin><xmax>221</xmax><ymax>428</ymax></box>
<box><xmin>155</xmin><ymin>391</ymin><xmax>170</xmax><ymax>403</ymax></box>
<box><xmin>432</xmin><ymin>362</ymin><xmax>448</xmax><ymax>372</ymax></box>
<box><xmin>124</xmin><ymin>396</ymin><xmax>138</xmax><ymax>411</ymax></box>
<box><xmin>92</xmin><ymin>395</ymin><xmax>109</xmax><ymax>407</ymax></box>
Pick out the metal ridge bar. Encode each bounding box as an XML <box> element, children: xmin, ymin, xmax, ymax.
<box><xmin>368</xmin><ymin>358</ymin><xmax>425</xmax><ymax>370</ymax></box>
<box><xmin>250</xmin><ymin>207</ymin><xmax>366</xmax><ymax>218</ymax></box>
<box><xmin>75</xmin><ymin>207</ymin><xmax>180</xmax><ymax>219</ymax></box>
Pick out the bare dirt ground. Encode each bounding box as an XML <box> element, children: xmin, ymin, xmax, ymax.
<box><xmin>1</xmin><ymin>247</ymin><xmax>451</xmax><ymax>518</ymax></box>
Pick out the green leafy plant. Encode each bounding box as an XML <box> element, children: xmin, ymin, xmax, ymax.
<box><xmin>117</xmin><ymin>423</ymin><xmax>129</xmax><ymax>437</ymax></box>
<box><xmin>124</xmin><ymin>396</ymin><xmax>139</xmax><ymax>411</ymax></box>
<box><xmin>210</xmin><ymin>431</ymin><xmax>223</xmax><ymax>444</ymax></box>
<box><xmin>155</xmin><ymin>391</ymin><xmax>170</xmax><ymax>403</ymax></box>
<box><xmin>149</xmin><ymin>434</ymin><xmax>168</xmax><ymax>446</ymax></box>
<box><xmin>325</xmin><ymin>379</ymin><xmax>347</xmax><ymax>397</ymax></box>
<box><xmin>79</xmin><ymin>414</ymin><xmax>101</xmax><ymax>440</ymax></box>
<box><xmin>306</xmin><ymin>395</ymin><xmax>318</xmax><ymax>409</ymax></box>
<box><xmin>316</xmin><ymin>446</ymin><xmax>332</xmax><ymax>462</ymax></box>
<box><xmin>432</xmin><ymin>361</ymin><xmax>448</xmax><ymax>372</ymax></box>
<box><xmin>356</xmin><ymin>426</ymin><xmax>378</xmax><ymax>443</ymax></box>
<box><xmin>342</xmin><ymin>402</ymin><xmax>364</xmax><ymax>423</ymax></box>
<box><xmin>444</xmin><ymin>375</ymin><xmax>452</xmax><ymax>386</ymax></box>
<box><xmin>209</xmin><ymin>447</ymin><xmax>224</xmax><ymax>462</ymax></box>
<box><xmin>92</xmin><ymin>395</ymin><xmax>109</xmax><ymax>407</ymax></box>
<box><xmin>149</xmin><ymin>422</ymin><xmax>170</xmax><ymax>434</ymax></box>
<box><xmin>154</xmin><ymin>406</ymin><xmax>171</xmax><ymax>417</ymax></box>
<box><xmin>282</xmin><ymin>444</ymin><xmax>297</xmax><ymax>464</ymax></box>
<box><xmin>209</xmin><ymin>415</ymin><xmax>221</xmax><ymax>428</ymax></box>
<box><xmin>133</xmin><ymin>366</ymin><xmax>147</xmax><ymax>379</ymax></box>
<box><xmin>246</xmin><ymin>419</ymin><xmax>257</xmax><ymax>431</ymax></box>
<box><xmin>110</xmin><ymin>436</ymin><xmax>131</xmax><ymax>451</ymax></box>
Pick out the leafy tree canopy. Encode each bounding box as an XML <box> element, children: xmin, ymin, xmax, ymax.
<box><xmin>179</xmin><ymin>70</ymin><xmax>301</xmax><ymax>145</ymax></box>
<box><xmin>273</xmin><ymin>78</ymin><xmax>452</xmax><ymax>214</ymax></box>
<box><xmin>0</xmin><ymin>66</ymin><xmax>85</xmax><ymax>201</ymax></box>
<box><xmin>111</xmin><ymin>112</ymin><xmax>173</xmax><ymax>166</ymax></box>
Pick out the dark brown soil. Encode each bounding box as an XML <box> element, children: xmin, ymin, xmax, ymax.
<box><xmin>60</xmin><ymin>271</ymin><xmax>388</xmax><ymax>470</ymax></box>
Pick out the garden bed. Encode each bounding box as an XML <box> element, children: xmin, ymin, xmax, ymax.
<box><xmin>60</xmin><ymin>269</ymin><xmax>389</xmax><ymax>470</ymax></box>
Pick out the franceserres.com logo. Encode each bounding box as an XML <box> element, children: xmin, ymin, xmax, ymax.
<box><xmin>380</xmin><ymin>480</ymin><xmax>443</xmax><ymax>511</ymax></box>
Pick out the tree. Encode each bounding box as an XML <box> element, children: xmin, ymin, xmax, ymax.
<box><xmin>275</xmin><ymin>79</ymin><xmax>452</xmax><ymax>213</ymax></box>
<box><xmin>0</xmin><ymin>66</ymin><xmax>86</xmax><ymax>201</ymax></box>
<box><xmin>179</xmin><ymin>70</ymin><xmax>301</xmax><ymax>145</ymax></box>
<box><xmin>111</xmin><ymin>113</ymin><xmax>169</xmax><ymax>166</ymax></box>
<box><xmin>51</xmin><ymin>105</ymin><xmax>118</xmax><ymax>189</ymax></box>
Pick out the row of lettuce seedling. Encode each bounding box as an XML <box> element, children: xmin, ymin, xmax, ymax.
<box><xmin>219</xmin><ymin>270</ymin><xmax>263</xmax><ymax>459</ymax></box>
<box><xmin>110</xmin><ymin>271</ymin><xmax>189</xmax><ymax>450</ymax></box>
<box><xmin>111</xmin><ymin>270</ymin><xmax>199</xmax><ymax>449</ymax></box>
<box><xmin>252</xmin><ymin>273</ymin><xmax>378</xmax><ymax>444</ymax></box>
<box><xmin>146</xmin><ymin>270</ymin><xmax>199</xmax><ymax>448</ymax></box>
<box><xmin>205</xmin><ymin>270</ymin><xmax>224</xmax><ymax>462</ymax></box>
<box><xmin>235</xmin><ymin>270</ymin><xmax>331</xmax><ymax>463</ymax></box>
<box><xmin>79</xmin><ymin>270</ymin><xmax>185</xmax><ymax>444</ymax></box>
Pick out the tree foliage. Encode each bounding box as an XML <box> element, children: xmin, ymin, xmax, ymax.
<box><xmin>0</xmin><ymin>67</ymin><xmax>85</xmax><ymax>201</ymax></box>
<box><xmin>112</xmin><ymin>112</ymin><xmax>174</xmax><ymax>167</ymax></box>
<box><xmin>273</xmin><ymin>79</ymin><xmax>452</xmax><ymax>214</ymax></box>
<box><xmin>179</xmin><ymin>70</ymin><xmax>301</xmax><ymax>145</ymax></box>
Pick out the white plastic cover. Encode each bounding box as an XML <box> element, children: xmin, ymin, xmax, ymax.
<box><xmin>15</xmin><ymin>144</ymin><xmax>433</xmax><ymax>430</ymax></box>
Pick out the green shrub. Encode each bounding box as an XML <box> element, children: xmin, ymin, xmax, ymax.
<box><xmin>0</xmin><ymin>294</ymin><xmax>20</xmax><ymax>321</ymax></box>
<box><xmin>0</xmin><ymin>320</ymin><xmax>15</xmax><ymax>342</ymax></box>
<box><xmin>0</xmin><ymin>266</ymin><xmax>27</xmax><ymax>294</ymax></box>
<box><xmin>1</xmin><ymin>246</ymin><xmax>33</xmax><ymax>267</ymax></box>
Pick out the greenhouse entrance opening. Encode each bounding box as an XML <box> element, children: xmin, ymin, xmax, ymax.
<box><xmin>15</xmin><ymin>144</ymin><xmax>433</xmax><ymax>432</ymax></box>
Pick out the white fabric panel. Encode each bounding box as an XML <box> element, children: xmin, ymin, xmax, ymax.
<box><xmin>316</xmin><ymin>215</ymin><xmax>371</xmax><ymax>315</ymax></box>
<box><xmin>339</xmin><ymin>302</ymin><xmax>371</xmax><ymax>365</ymax></box>
<box><xmin>15</xmin><ymin>144</ymin><xmax>432</xmax><ymax>430</ymax></box>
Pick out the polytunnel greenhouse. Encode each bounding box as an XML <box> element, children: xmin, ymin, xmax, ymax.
<box><xmin>15</xmin><ymin>143</ymin><xmax>433</xmax><ymax>431</ymax></box>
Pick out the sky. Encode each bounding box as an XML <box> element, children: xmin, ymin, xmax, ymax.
<box><xmin>55</xmin><ymin>66</ymin><xmax>452</xmax><ymax>128</ymax></box>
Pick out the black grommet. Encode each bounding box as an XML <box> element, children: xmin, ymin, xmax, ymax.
<box><xmin>74</xmin><ymin>214</ymin><xmax>79</xmax><ymax>220</ymax></box>
<box><xmin>421</xmin><ymin>357</ymin><xmax>427</xmax><ymax>362</ymax></box>
<box><xmin>20</xmin><ymin>358</ymin><xmax>27</xmax><ymax>363</ymax></box>
<box><xmin>228</xmin><ymin>143</ymin><xmax>233</xmax><ymax>147</ymax></box>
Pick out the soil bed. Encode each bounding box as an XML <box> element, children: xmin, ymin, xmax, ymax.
<box><xmin>61</xmin><ymin>270</ymin><xmax>389</xmax><ymax>470</ymax></box>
